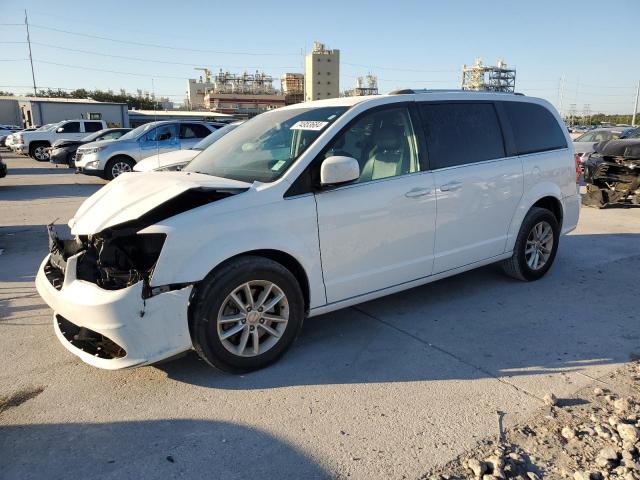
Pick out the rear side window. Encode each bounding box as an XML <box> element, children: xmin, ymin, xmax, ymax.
<box><xmin>419</xmin><ymin>103</ymin><xmax>505</xmax><ymax>169</ymax></box>
<box><xmin>84</xmin><ymin>121</ymin><xmax>103</xmax><ymax>133</ymax></box>
<box><xmin>180</xmin><ymin>123</ymin><xmax>211</xmax><ymax>139</ymax></box>
<box><xmin>59</xmin><ymin>121</ymin><xmax>80</xmax><ymax>133</ymax></box>
<box><xmin>503</xmin><ymin>102</ymin><xmax>567</xmax><ymax>155</ymax></box>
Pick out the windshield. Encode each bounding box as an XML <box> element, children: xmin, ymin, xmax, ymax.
<box><xmin>81</xmin><ymin>129</ymin><xmax>111</xmax><ymax>142</ymax></box>
<box><xmin>38</xmin><ymin>123</ymin><xmax>59</xmax><ymax>131</ymax></box>
<box><xmin>192</xmin><ymin>123</ymin><xmax>241</xmax><ymax>150</ymax></box>
<box><xmin>184</xmin><ymin>107</ymin><xmax>348</xmax><ymax>182</ymax></box>
<box><xmin>117</xmin><ymin>123</ymin><xmax>157</xmax><ymax>141</ymax></box>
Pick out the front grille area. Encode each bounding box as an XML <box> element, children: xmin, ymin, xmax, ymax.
<box><xmin>75</xmin><ymin>152</ymin><xmax>83</xmax><ymax>162</ymax></box>
<box><xmin>56</xmin><ymin>315</ymin><xmax>127</xmax><ymax>359</ymax></box>
<box><xmin>44</xmin><ymin>259</ymin><xmax>64</xmax><ymax>290</ymax></box>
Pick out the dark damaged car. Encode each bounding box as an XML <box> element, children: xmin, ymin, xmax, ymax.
<box><xmin>583</xmin><ymin>138</ymin><xmax>640</xmax><ymax>207</ymax></box>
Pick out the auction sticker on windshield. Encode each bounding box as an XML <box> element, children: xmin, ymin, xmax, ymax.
<box><xmin>290</xmin><ymin>121</ymin><xmax>329</xmax><ymax>131</ymax></box>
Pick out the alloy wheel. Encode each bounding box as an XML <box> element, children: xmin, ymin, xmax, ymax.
<box><xmin>111</xmin><ymin>161</ymin><xmax>132</xmax><ymax>177</ymax></box>
<box><xmin>525</xmin><ymin>221</ymin><xmax>554</xmax><ymax>270</ymax></box>
<box><xmin>34</xmin><ymin>146</ymin><xmax>49</xmax><ymax>160</ymax></box>
<box><xmin>216</xmin><ymin>280</ymin><xmax>289</xmax><ymax>357</ymax></box>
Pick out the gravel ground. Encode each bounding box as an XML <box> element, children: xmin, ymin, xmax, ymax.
<box><xmin>1</xmin><ymin>150</ymin><xmax>639</xmax><ymax>479</ymax></box>
<box><xmin>424</xmin><ymin>362</ymin><xmax>640</xmax><ymax>480</ymax></box>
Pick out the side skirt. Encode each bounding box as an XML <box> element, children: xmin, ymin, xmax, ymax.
<box><xmin>308</xmin><ymin>252</ymin><xmax>513</xmax><ymax>318</ymax></box>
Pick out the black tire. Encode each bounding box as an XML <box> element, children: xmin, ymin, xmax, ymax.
<box><xmin>501</xmin><ymin>207</ymin><xmax>560</xmax><ymax>281</ymax></box>
<box><xmin>29</xmin><ymin>142</ymin><xmax>50</xmax><ymax>161</ymax></box>
<box><xmin>191</xmin><ymin>256</ymin><xmax>305</xmax><ymax>373</ymax></box>
<box><xmin>104</xmin><ymin>156</ymin><xmax>135</xmax><ymax>180</ymax></box>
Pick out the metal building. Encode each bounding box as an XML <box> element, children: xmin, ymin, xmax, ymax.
<box><xmin>0</xmin><ymin>96</ymin><xmax>129</xmax><ymax>128</ymax></box>
<box><xmin>461</xmin><ymin>59</ymin><xmax>516</xmax><ymax>93</ymax></box>
<box><xmin>281</xmin><ymin>73</ymin><xmax>304</xmax><ymax>105</ymax></box>
<box><xmin>304</xmin><ymin>42</ymin><xmax>340</xmax><ymax>101</ymax></box>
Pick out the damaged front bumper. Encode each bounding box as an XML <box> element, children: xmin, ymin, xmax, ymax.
<box><xmin>35</xmin><ymin>252</ymin><xmax>193</xmax><ymax>369</ymax></box>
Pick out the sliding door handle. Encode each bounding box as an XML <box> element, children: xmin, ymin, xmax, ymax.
<box><xmin>439</xmin><ymin>181</ymin><xmax>462</xmax><ymax>192</ymax></box>
<box><xmin>405</xmin><ymin>187</ymin><xmax>432</xmax><ymax>198</ymax></box>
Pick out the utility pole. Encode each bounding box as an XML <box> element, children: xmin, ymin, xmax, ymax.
<box><xmin>558</xmin><ymin>76</ymin><xmax>565</xmax><ymax>119</ymax></box>
<box><xmin>633</xmin><ymin>80</ymin><xmax>639</xmax><ymax>127</ymax></box>
<box><xmin>24</xmin><ymin>9</ymin><xmax>37</xmax><ymax>96</ymax></box>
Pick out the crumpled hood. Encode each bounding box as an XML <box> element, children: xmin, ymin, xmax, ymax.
<box><xmin>53</xmin><ymin>138</ymin><xmax>83</xmax><ymax>148</ymax></box>
<box><xmin>79</xmin><ymin>138</ymin><xmax>133</xmax><ymax>151</ymax></box>
<box><xmin>69</xmin><ymin>171</ymin><xmax>250</xmax><ymax>235</ymax></box>
<box><xmin>133</xmin><ymin>149</ymin><xmax>199</xmax><ymax>172</ymax></box>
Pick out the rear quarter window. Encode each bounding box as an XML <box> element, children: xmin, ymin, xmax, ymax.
<box><xmin>503</xmin><ymin>102</ymin><xmax>567</xmax><ymax>155</ymax></box>
<box><xmin>419</xmin><ymin>102</ymin><xmax>506</xmax><ymax>169</ymax></box>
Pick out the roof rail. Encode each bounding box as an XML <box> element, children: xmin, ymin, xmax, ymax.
<box><xmin>389</xmin><ymin>88</ymin><xmax>524</xmax><ymax>96</ymax></box>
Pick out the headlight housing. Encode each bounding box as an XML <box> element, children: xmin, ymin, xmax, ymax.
<box><xmin>87</xmin><ymin>146</ymin><xmax>107</xmax><ymax>154</ymax></box>
<box><xmin>155</xmin><ymin>163</ymin><xmax>186</xmax><ymax>172</ymax></box>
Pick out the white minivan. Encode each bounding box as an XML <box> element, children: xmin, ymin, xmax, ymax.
<box><xmin>36</xmin><ymin>90</ymin><xmax>581</xmax><ymax>373</ymax></box>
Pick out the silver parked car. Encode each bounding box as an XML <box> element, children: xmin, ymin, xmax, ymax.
<box><xmin>573</xmin><ymin>127</ymin><xmax>624</xmax><ymax>164</ymax></box>
<box><xmin>74</xmin><ymin>120</ymin><xmax>218</xmax><ymax>180</ymax></box>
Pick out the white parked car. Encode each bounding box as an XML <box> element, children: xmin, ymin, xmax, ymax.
<box><xmin>133</xmin><ymin>122</ymin><xmax>243</xmax><ymax>172</ymax></box>
<box><xmin>75</xmin><ymin>120</ymin><xmax>217</xmax><ymax>179</ymax></box>
<box><xmin>36</xmin><ymin>91</ymin><xmax>580</xmax><ymax>373</ymax></box>
<box><xmin>15</xmin><ymin>119</ymin><xmax>107</xmax><ymax>161</ymax></box>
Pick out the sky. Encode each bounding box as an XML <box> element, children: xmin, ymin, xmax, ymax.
<box><xmin>1</xmin><ymin>0</ymin><xmax>638</xmax><ymax>115</ymax></box>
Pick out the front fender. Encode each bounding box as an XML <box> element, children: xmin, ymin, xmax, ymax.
<box><xmin>505</xmin><ymin>181</ymin><xmax>563</xmax><ymax>252</ymax></box>
<box><xmin>144</xmin><ymin>194</ymin><xmax>326</xmax><ymax>308</ymax></box>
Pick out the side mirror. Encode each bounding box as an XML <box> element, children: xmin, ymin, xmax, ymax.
<box><xmin>320</xmin><ymin>156</ymin><xmax>360</xmax><ymax>186</ymax></box>
<box><xmin>56</xmin><ymin>127</ymin><xmax>64</xmax><ymax>133</ymax></box>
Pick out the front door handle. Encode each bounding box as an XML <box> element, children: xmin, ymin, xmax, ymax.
<box><xmin>405</xmin><ymin>187</ymin><xmax>432</xmax><ymax>198</ymax></box>
<box><xmin>439</xmin><ymin>181</ymin><xmax>462</xmax><ymax>192</ymax></box>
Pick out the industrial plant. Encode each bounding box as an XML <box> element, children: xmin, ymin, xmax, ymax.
<box><xmin>461</xmin><ymin>58</ymin><xmax>516</xmax><ymax>92</ymax></box>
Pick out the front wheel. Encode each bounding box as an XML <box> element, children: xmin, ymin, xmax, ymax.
<box><xmin>104</xmin><ymin>157</ymin><xmax>135</xmax><ymax>180</ymax></box>
<box><xmin>501</xmin><ymin>207</ymin><xmax>560</xmax><ymax>281</ymax></box>
<box><xmin>29</xmin><ymin>143</ymin><xmax>50</xmax><ymax>161</ymax></box>
<box><xmin>192</xmin><ymin>256</ymin><xmax>305</xmax><ymax>373</ymax></box>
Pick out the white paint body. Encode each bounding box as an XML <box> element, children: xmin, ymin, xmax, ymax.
<box><xmin>36</xmin><ymin>92</ymin><xmax>580</xmax><ymax>369</ymax></box>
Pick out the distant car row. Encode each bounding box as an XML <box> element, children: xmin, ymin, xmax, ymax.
<box><xmin>573</xmin><ymin>126</ymin><xmax>639</xmax><ymax>167</ymax></box>
<box><xmin>3</xmin><ymin>119</ymin><xmax>242</xmax><ymax>180</ymax></box>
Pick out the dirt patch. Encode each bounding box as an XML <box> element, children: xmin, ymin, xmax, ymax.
<box><xmin>424</xmin><ymin>362</ymin><xmax>640</xmax><ymax>480</ymax></box>
<box><xmin>0</xmin><ymin>386</ymin><xmax>45</xmax><ymax>414</ymax></box>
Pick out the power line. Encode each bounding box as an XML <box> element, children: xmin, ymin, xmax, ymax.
<box><xmin>29</xmin><ymin>42</ymin><xmax>300</xmax><ymax>70</ymax></box>
<box><xmin>34</xmin><ymin>59</ymin><xmax>190</xmax><ymax>79</ymax></box>
<box><xmin>0</xmin><ymin>84</ymin><xmax>187</xmax><ymax>97</ymax></box>
<box><xmin>28</xmin><ymin>24</ymin><xmax>299</xmax><ymax>57</ymax></box>
<box><xmin>342</xmin><ymin>61</ymin><xmax>457</xmax><ymax>73</ymax></box>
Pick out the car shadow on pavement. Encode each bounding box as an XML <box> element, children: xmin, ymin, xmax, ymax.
<box><xmin>0</xmin><ymin>419</ymin><xmax>329</xmax><ymax>479</ymax></box>
<box><xmin>0</xmin><ymin>183</ymin><xmax>103</xmax><ymax>201</ymax></box>
<box><xmin>7</xmin><ymin>167</ymin><xmax>74</xmax><ymax>176</ymax></box>
<box><xmin>158</xmin><ymin>232</ymin><xmax>640</xmax><ymax>390</ymax></box>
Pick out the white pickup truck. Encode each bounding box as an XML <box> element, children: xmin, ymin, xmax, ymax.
<box><xmin>15</xmin><ymin>119</ymin><xmax>107</xmax><ymax>161</ymax></box>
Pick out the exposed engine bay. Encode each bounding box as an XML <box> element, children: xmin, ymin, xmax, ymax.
<box><xmin>583</xmin><ymin>139</ymin><xmax>640</xmax><ymax>208</ymax></box>
<box><xmin>44</xmin><ymin>187</ymin><xmax>243</xmax><ymax>295</ymax></box>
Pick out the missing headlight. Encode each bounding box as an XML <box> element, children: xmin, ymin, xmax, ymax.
<box><xmin>76</xmin><ymin>232</ymin><xmax>166</xmax><ymax>291</ymax></box>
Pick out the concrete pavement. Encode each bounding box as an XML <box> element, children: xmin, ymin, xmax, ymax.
<box><xmin>1</xmin><ymin>150</ymin><xmax>639</xmax><ymax>479</ymax></box>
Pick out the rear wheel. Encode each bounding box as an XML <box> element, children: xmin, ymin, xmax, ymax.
<box><xmin>29</xmin><ymin>143</ymin><xmax>50</xmax><ymax>161</ymax></box>
<box><xmin>501</xmin><ymin>207</ymin><xmax>560</xmax><ymax>281</ymax></box>
<box><xmin>104</xmin><ymin>156</ymin><xmax>135</xmax><ymax>180</ymax></box>
<box><xmin>192</xmin><ymin>256</ymin><xmax>305</xmax><ymax>373</ymax></box>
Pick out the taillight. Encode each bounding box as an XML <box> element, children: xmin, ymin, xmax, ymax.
<box><xmin>574</xmin><ymin>153</ymin><xmax>581</xmax><ymax>182</ymax></box>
